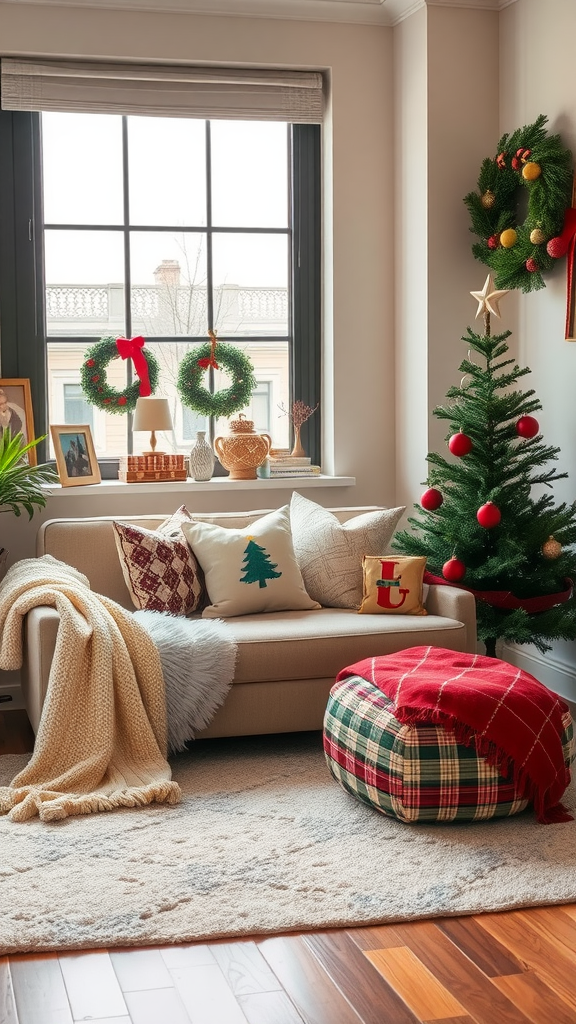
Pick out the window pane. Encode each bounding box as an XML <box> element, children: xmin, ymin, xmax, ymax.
<box><xmin>214</xmin><ymin>341</ymin><xmax>289</xmax><ymax>449</ymax></box>
<box><xmin>140</xmin><ymin>341</ymin><xmax>208</xmax><ymax>454</ymax></box>
<box><xmin>42</xmin><ymin>113</ymin><xmax>123</xmax><ymax>225</ymax></box>
<box><xmin>47</xmin><ymin>342</ymin><xmax>128</xmax><ymax>458</ymax></box>
<box><xmin>212</xmin><ymin>234</ymin><xmax>288</xmax><ymax>337</ymax></box>
<box><xmin>45</xmin><ymin>230</ymin><xmax>126</xmax><ymax>337</ymax></box>
<box><xmin>63</xmin><ymin>383</ymin><xmax>94</xmax><ymax>429</ymax></box>
<box><xmin>130</xmin><ymin>232</ymin><xmax>207</xmax><ymax>336</ymax></box>
<box><xmin>211</xmin><ymin>121</ymin><xmax>288</xmax><ymax>228</ymax></box>
<box><xmin>128</xmin><ymin>117</ymin><xmax>207</xmax><ymax>226</ymax></box>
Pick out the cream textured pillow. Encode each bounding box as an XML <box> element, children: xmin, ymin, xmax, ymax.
<box><xmin>290</xmin><ymin>492</ymin><xmax>406</xmax><ymax>609</ymax></box>
<box><xmin>113</xmin><ymin>506</ymin><xmax>203</xmax><ymax>616</ymax></box>
<box><xmin>181</xmin><ymin>505</ymin><xmax>320</xmax><ymax>618</ymax></box>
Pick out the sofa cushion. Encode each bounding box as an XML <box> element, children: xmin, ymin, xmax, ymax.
<box><xmin>112</xmin><ymin>507</ymin><xmax>203</xmax><ymax>616</ymax></box>
<box><xmin>290</xmin><ymin>491</ymin><xmax>406</xmax><ymax>609</ymax></box>
<box><xmin>181</xmin><ymin>506</ymin><xmax>320</xmax><ymax>618</ymax></box>
<box><xmin>359</xmin><ymin>555</ymin><xmax>428</xmax><ymax>616</ymax></box>
<box><xmin>222</xmin><ymin>607</ymin><xmax>468</xmax><ymax>684</ymax></box>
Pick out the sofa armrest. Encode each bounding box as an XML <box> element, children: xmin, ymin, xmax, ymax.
<box><xmin>21</xmin><ymin>606</ymin><xmax>60</xmax><ymax>734</ymax></box>
<box><xmin>425</xmin><ymin>585</ymin><xmax>477</xmax><ymax>654</ymax></box>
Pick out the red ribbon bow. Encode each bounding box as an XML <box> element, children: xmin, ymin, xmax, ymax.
<box><xmin>115</xmin><ymin>336</ymin><xmax>152</xmax><ymax>397</ymax></box>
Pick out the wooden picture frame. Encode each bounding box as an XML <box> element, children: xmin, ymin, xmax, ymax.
<box><xmin>0</xmin><ymin>378</ymin><xmax>37</xmax><ymax>465</ymax></box>
<box><xmin>50</xmin><ymin>424</ymin><xmax>101</xmax><ymax>487</ymax></box>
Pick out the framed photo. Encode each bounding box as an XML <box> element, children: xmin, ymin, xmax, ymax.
<box><xmin>0</xmin><ymin>378</ymin><xmax>37</xmax><ymax>465</ymax></box>
<box><xmin>50</xmin><ymin>425</ymin><xmax>101</xmax><ymax>487</ymax></box>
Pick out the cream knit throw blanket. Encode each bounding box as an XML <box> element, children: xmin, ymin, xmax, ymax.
<box><xmin>0</xmin><ymin>556</ymin><xmax>181</xmax><ymax>823</ymax></box>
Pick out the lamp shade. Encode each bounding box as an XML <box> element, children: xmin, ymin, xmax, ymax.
<box><xmin>133</xmin><ymin>397</ymin><xmax>173</xmax><ymax>432</ymax></box>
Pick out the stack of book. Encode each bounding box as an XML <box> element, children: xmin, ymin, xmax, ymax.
<box><xmin>119</xmin><ymin>453</ymin><xmax>187</xmax><ymax>483</ymax></box>
<box><xmin>268</xmin><ymin>452</ymin><xmax>321</xmax><ymax>478</ymax></box>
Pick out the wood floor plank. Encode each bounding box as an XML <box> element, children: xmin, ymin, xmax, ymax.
<box><xmin>391</xmin><ymin>921</ymin><xmax>532</xmax><ymax>1024</ymax></box>
<box><xmin>169</xmin><ymin>964</ymin><xmax>248</xmax><ymax>1024</ymax></box>
<box><xmin>422</xmin><ymin>1018</ymin><xmax>472</xmax><ymax>1024</ymax></box>
<box><xmin>435</xmin><ymin>917</ymin><xmax>527</xmax><ymax>978</ymax></box>
<box><xmin>109</xmin><ymin>949</ymin><xmax>173</xmax><ymax>992</ymax></box>
<box><xmin>364</xmin><ymin>945</ymin><xmax>467</xmax><ymax>1021</ymax></box>
<box><xmin>347</xmin><ymin>925</ymin><xmax>408</xmax><ymax>951</ymax></box>
<box><xmin>209</xmin><ymin>941</ymin><xmax>283</xmax><ymax>996</ymax></box>
<box><xmin>0</xmin><ymin>711</ymin><xmax>34</xmax><ymax>755</ymax></box>
<box><xmin>258</xmin><ymin>935</ymin><xmax>365</xmax><ymax>1024</ymax></box>
<box><xmin>159</xmin><ymin>944</ymin><xmax>216</xmax><ymax>969</ymax></box>
<box><xmin>9</xmin><ymin>954</ymin><xmax>73</xmax><ymax>1024</ymax></box>
<box><xmin>492</xmin><ymin>970</ymin><xmax>576</xmax><ymax>1024</ymax></box>
<box><xmin>303</xmin><ymin>931</ymin><xmax>420</xmax><ymax>1024</ymax></box>
<box><xmin>509</xmin><ymin>906</ymin><xmax>576</xmax><ymax>957</ymax></box>
<box><xmin>238</xmin><ymin>990</ymin><xmax>306</xmax><ymax>1024</ymax></box>
<box><xmin>474</xmin><ymin>912</ymin><xmax>576</xmax><ymax>1010</ymax></box>
<box><xmin>124</xmin><ymin>986</ymin><xmax>191</xmax><ymax>1024</ymax></box>
<box><xmin>0</xmin><ymin>958</ymin><xmax>19</xmax><ymax>1024</ymax></box>
<box><xmin>58</xmin><ymin>952</ymin><xmax>127</xmax><ymax>1021</ymax></box>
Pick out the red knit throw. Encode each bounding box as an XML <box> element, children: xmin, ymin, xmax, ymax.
<box><xmin>336</xmin><ymin>647</ymin><xmax>572</xmax><ymax>824</ymax></box>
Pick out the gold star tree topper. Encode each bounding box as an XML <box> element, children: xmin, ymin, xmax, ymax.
<box><xmin>470</xmin><ymin>274</ymin><xmax>510</xmax><ymax>318</ymax></box>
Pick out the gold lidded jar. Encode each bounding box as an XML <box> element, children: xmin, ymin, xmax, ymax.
<box><xmin>214</xmin><ymin>414</ymin><xmax>272</xmax><ymax>480</ymax></box>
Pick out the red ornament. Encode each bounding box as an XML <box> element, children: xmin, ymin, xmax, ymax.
<box><xmin>86</xmin><ymin>359</ymin><xmax>95</xmax><ymax>368</ymax></box>
<box><xmin>104</xmin><ymin>398</ymin><xmax>111</xmax><ymax>404</ymax></box>
<box><xmin>516</xmin><ymin>415</ymin><xmax>539</xmax><ymax>438</ymax></box>
<box><xmin>487</xmin><ymin>234</ymin><xmax>500</xmax><ymax>250</ymax></box>
<box><xmin>91</xmin><ymin>375</ymin><xmax>100</xmax><ymax>382</ymax></box>
<box><xmin>525</xmin><ymin>257</ymin><xmax>539</xmax><ymax>273</ymax></box>
<box><xmin>448</xmin><ymin>432</ymin><xmax>473</xmax><ymax>457</ymax></box>
<box><xmin>512</xmin><ymin>156</ymin><xmax>521</xmax><ymax>171</ymax></box>
<box><xmin>118</xmin><ymin>396</ymin><xmax>127</xmax><ymax>405</ymax></box>
<box><xmin>496</xmin><ymin>152</ymin><xmax>507</xmax><ymax>169</ymax></box>
<box><xmin>477</xmin><ymin>502</ymin><xmax>501</xmax><ymax>529</ymax></box>
<box><xmin>421</xmin><ymin>487</ymin><xmax>443</xmax><ymax>511</ymax></box>
<box><xmin>442</xmin><ymin>558</ymin><xmax>466</xmax><ymax>582</ymax></box>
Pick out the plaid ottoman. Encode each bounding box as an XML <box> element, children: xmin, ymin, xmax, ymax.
<box><xmin>323</xmin><ymin>674</ymin><xmax>575</xmax><ymax>824</ymax></box>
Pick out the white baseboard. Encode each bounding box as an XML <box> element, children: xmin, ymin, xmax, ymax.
<box><xmin>502</xmin><ymin>643</ymin><xmax>576</xmax><ymax>717</ymax></box>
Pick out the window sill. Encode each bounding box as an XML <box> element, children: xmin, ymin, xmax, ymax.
<box><xmin>43</xmin><ymin>475</ymin><xmax>356</xmax><ymax>498</ymax></box>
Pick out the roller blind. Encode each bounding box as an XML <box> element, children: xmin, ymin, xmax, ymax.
<box><xmin>0</xmin><ymin>58</ymin><xmax>324</xmax><ymax>123</ymax></box>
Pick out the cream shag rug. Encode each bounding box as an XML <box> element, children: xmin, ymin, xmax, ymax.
<box><xmin>1</xmin><ymin>732</ymin><xmax>575</xmax><ymax>955</ymax></box>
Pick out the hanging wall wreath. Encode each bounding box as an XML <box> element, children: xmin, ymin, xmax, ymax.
<box><xmin>177</xmin><ymin>332</ymin><xmax>256</xmax><ymax>418</ymax></box>
<box><xmin>464</xmin><ymin>114</ymin><xmax>574</xmax><ymax>293</ymax></box>
<box><xmin>80</xmin><ymin>336</ymin><xmax>160</xmax><ymax>414</ymax></box>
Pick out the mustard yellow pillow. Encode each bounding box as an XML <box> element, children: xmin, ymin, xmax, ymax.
<box><xmin>359</xmin><ymin>555</ymin><xmax>428</xmax><ymax>615</ymax></box>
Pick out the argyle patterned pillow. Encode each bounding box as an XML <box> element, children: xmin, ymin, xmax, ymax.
<box><xmin>113</xmin><ymin>506</ymin><xmax>203</xmax><ymax>616</ymax></box>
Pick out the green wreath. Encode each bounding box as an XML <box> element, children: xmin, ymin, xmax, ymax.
<box><xmin>464</xmin><ymin>114</ymin><xmax>573</xmax><ymax>293</ymax></box>
<box><xmin>80</xmin><ymin>336</ymin><xmax>160</xmax><ymax>414</ymax></box>
<box><xmin>177</xmin><ymin>341</ymin><xmax>256</xmax><ymax>418</ymax></box>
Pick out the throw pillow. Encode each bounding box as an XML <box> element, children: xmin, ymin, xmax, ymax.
<box><xmin>358</xmin><ymin>555</ymin><xmax>428</xmax><ymax>615</ymax></box>
<box><xmin>289</xmin><ymin>492</ymin><xmax>406</xmax><ymax>609</ymax></box>
<box><xmin>113</xmin><ymin>506</ymin><xmax>203</xmax><ymax>616</ymax></box>
<box><xmin>181</xmin><ymin>505</ymin><xmax>320</xmax><ymax>618</ymax></box>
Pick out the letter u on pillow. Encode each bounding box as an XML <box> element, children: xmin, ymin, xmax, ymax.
<box><xmin>181</xmin><ymin>505</ymin><xmax>320</xmax><ymax>618</ymax></box>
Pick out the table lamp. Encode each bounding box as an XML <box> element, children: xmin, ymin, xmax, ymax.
<box><xmin>133</xmin><ymin>397</ymin><xmax>173</xmax><ymax>454</ymax></box>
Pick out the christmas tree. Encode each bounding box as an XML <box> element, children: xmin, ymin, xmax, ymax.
<box><xmin>394</xmin><ymin>276</ymin><xmax>576</xmax><ymax>657</ymax></box>
<box><xmin>240</xmin><ymin>539</ymin><xmax>282</xmax><ymax>589</ymax></box>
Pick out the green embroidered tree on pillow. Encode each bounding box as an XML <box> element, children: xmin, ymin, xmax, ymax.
<box><xmin>240</xmin><ymin>538</ymin><xmax>282</xmax><ymax>589</ymax></box>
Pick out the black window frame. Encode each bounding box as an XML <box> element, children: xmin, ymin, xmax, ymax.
<box><xmin>0</xmin><ymin>109</ymin><xmax>321</xmax><ymax>472</ymax></box>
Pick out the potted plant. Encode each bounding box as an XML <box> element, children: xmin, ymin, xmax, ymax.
<box><xmin>0</xmin><ymin>428</ymin><xmax>58</xmax><ymax>518</ymax></box>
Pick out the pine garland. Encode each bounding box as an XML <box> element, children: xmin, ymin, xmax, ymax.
<box><xmin>394</xmin><ymin>325</ymin><xmax>576</xmax><ymax>655</ymax></box>
<box><xmin>177</xmin><ymin>341</ymin><xmax>256</xmax><ymax>418</ymax></box>
<box><xmin>464</xmin><ymin>115</ymin><xmax>573</xmax><ymax>293</ymax></box>
<box><xmin>80</xmin><ymin>337</ymin><xmax>160</xmax><ymax>414</ymax></box>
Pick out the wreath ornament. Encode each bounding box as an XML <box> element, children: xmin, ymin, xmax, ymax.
<box><xmin>80</xmin><ymin>336</ymin><xmax>160</xmax><ymax>414</ymax></box>
<box><xmin>177</xmin><ymin>330</ymin><xmax>257</xmax><ymax>419</ymax></box>
<box><xmin>464</xmin><ymin>114</ymin><xmax>574</xmax><ymax>293</ymax></box>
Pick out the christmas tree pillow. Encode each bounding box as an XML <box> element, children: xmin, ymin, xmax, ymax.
<box><xmin>113</xmin><ymin>506</ymin><xmax>204</xmax><ymax>616</ymax></box>
<box><xmin>290</xmin><ymin>492</ymin><xmax>406</xmax><ymax>609</ymax></box>
<box><xmin>358</xmin><ymin>555</ymin><xmax>428</xmax><ymax>615</ymax></box>
<box><xmin>181</xmin><ymin>506</ymin><xmax>321</xmax><ymax>618</ymax></box>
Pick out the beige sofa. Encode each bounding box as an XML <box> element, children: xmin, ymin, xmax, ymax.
<box><xmin>22</xmin><ymin>506</ymin><xmax>477</xmax><ymax>738</ymax></box>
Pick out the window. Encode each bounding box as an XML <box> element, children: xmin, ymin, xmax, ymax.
<box><xmin>0</xmin><ymin>106</ymin><xmax>321</xmax><ymax>470</ymax></box>
<box><xmin>63</xmin><ymin>383</ymin><xmax>94</xmax><ymax>428</ymax></box>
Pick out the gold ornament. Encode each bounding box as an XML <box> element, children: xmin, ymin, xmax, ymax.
<box><xmin>500</xmin><ymin>228</ymin><xmax>518</xmax><ymax>248</ymax></box>
<box><xmin>530</xmin><ymin>227</ymin><xmax>546</xmax><ymax>245</ymax></box>
<box><xmin>522</xmin><ymin>161</ymin><xmax>542</xmax><ymax>181</ymax></box>
<box><xmin>542</xmin><ymin>536</ymin><xmax>562</xmax><ymax>559</ymax></box>
<box><xmin>481</xmin><ymin>190</ymin><xmax>496</xmax><ymax>209</ymax></box>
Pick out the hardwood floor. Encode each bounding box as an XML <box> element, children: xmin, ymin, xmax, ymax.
<box><xmin>2</xmin><ymin>710</ymin><xmax>575</xmax><ymax>1024</ymax></box>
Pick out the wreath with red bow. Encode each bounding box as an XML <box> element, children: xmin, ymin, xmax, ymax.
<box><xmin>177</xmin><ymin>331</ymin><xmax>256</xmax><ymax>418</ymax></box>
<box><xmin>80</xmin><ymin>336</ymin><xmax>160</xmax><ymax>414</ymax></box>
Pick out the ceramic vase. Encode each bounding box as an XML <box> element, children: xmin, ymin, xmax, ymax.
<box><xmin>214</xmin><ymin>414</ymin><xmax>272</xmax><ymax>480</ymax></box>
<box><xmin>189</xmin><ymin>430</ymin><xmax>215</xmax><ymax>481</ymax></box>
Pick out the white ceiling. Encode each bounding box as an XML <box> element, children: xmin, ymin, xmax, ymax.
<box><xmin>2</xmin><ymin>0</ymin><xmax>516</xmax><ymax>27</ymax></box>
